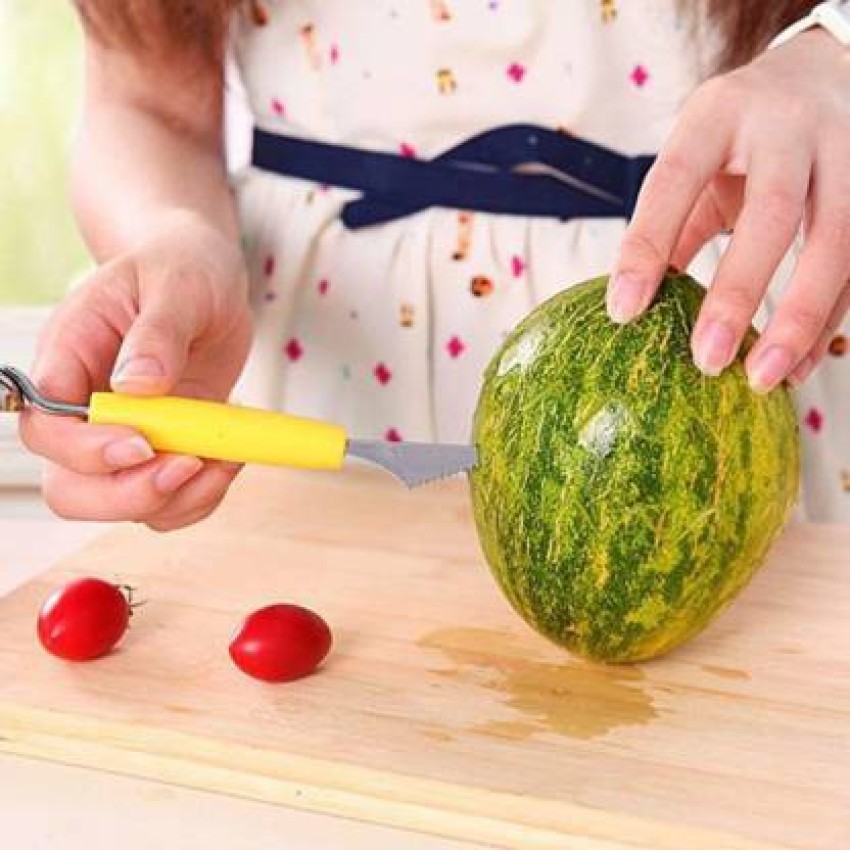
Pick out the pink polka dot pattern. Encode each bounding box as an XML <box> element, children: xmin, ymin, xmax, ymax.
<box><xmin>805</xmin><ymin>408</ymin><xmax>824</xmax><ymax>433</ymax></box>
<box><xmin>507</xmin><ymin>62</ymin><xmax>526</xmax><ymax>83</ymax></box>
<box><xmin>284</xmin><ymin>339</ymin><xmax>304</xmax><ymax>361</ymax></box>
<box><xmin>374</xmin><ymin>363</ymin><xmax>392</xmax><ymax>385</ymax></box>
<box><xmin>446</xmin><ymin>336</ymin><xmax>466</xmax><ymax>358</ymax></box>
<box><xmin>630</xmin><ymin>64</ymin><xmax>649</xmax><ymax>87</ymax></box>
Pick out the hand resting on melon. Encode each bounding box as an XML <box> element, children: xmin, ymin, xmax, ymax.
<box><xmin>610</xmin><ymin>28</ymin><xmax>850</xmax><ymax>393</ymax></box>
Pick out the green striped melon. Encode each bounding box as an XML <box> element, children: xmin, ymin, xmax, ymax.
<box><xmin>469</xmin><ymin>271</ymin><xmax>800</xmax><ymax>663</ymax></box>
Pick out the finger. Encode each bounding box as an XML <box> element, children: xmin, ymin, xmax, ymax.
<box><xmin>746</xmin><ymin>161</ymin><xmax>850</xmax><ymax>393</ymax></box>
<box><xmin>110</xmin><ymin>284</ymin><xmax>198</xmax><ymax>396</ymax></box>
<box><xmin>146</xmin><ymin>502</ymin><xmax>222</xmax><ymax>533</ymax></box>
<box><xmin>787</xmin><ymin>283</ymin><xmax>850</xmax><ymax>386</ymax></box>
<box><xmin>41</xmin><ymin>453</ymin><xmax>204</xmax><ymax>522</ymax></box>
<box><xmin>692</xmin><ymin>139</ymin><xmax>811</xmax><ymax>377</ymax></box>
<box><xmin>22</xmin><ymin>316</ymin><xmax>155</xmax><ymax>474</ymax></box>
<box><xmin>32</xmin><ymin>278</ymin><xmax>128</xmax><ymax>400</ymax></box>
<box><xmin>671</xmin><ymin>184</ymin><xmax>728</xmax><ymax>271</ymax></box>
<box><xmin>21</xmin><ymin>411</ymin><xmax>155</xmax><ymax>475</ymax></box>
<box><xmin>143</xmin><ymin>461</ymin><xmax>241</xmax><ymax>532</ymax></box>
<box><xmin>145</xmin><ymin>484</ymin><xmax>233</xmax><ymax>532</ymax></box>
<box><xmin>609</xmin><ymin>80</ymin><xmax>736</xmax><ymax>323</ymax></box>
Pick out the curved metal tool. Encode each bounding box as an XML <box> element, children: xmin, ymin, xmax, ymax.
<box><xmin>0</xmin><ymin>364</ymin><xmax>476</xmax><ymax>488</ymax></box>
<box><xmin>0</xmin><ymin>365</ymin><xmax>87</xmax><ymax>416</ymax></box>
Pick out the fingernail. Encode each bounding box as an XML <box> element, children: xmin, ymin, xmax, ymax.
<box><xmin>749</xmin><ymin>346</ymin><xmax>795</xmax><ymax>394</ymax></box>
<box><xmin>112</xmin><ymin>356</ymin><xmax>165</xmax><ymax>386</ymax></box>
<box><xmin>787</xmin><ymin>355</ymin><xmax>815</xmax><ymax>387</ymax></box>
<box><xmin>103</xmin><ymin>436</ymin><xmax>155</xmax><ymax>469</ymax></box>
<box><xmin>694</xmin><ymin>321</ymin><xmax>736</xmax><ymax>376</ymax></box>
<box><xmin>607</xmin><ymin>274</ymin><xmax>647</xmax><ymax>324</ymax></box>
<box><xmin>154</xmin><ymin>456</ymin><xmax>203</xmax><ymax>494</ymax></box>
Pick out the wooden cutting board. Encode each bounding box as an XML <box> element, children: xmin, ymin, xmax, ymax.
<box><xmin>0</xmin><ymin>468</ymin><xmax>847</xmax><ymax>850</ymax></box>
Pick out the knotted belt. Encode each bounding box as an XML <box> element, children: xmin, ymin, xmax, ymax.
<box><xmin>250</xmin><ymin>123</ymin><xmax>655</xmax><ymax>229</ymax></box>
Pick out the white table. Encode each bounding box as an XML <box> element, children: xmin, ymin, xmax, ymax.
<box><xmin>0</xmin><ymin>500</ymin><xmax>487</xmax><ymax>850</ymax></box>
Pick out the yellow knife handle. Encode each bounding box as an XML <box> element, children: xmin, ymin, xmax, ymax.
<box><xmin>89</xmin><ymin>393</ymin><xmax>347</xmax><ymax>470</ymax></box>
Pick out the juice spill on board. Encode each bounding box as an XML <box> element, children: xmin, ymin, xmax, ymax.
<box><xmin>419</xmin><ymin>627</ymin><xmax>658</xmax><ymax>740</ymax></box>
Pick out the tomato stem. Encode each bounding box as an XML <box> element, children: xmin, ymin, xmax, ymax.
<box><xmin>117</xmin><ymin>584</ymin><xmax>146</xmax><ymax>616</ymax></box>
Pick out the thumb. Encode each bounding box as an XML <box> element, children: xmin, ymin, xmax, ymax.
<box><xmin>110</xmin><ymin>296</ymin><xmax>194</xmax><ymax>396</ymax></box>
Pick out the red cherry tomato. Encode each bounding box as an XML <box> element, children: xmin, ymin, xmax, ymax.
<box><xmin>37</xmin><ymin>578</ymin><xmax>132</xmax><ymax>661</ymax></box>
<box><xmin>229</xmin><ymin>604</ymin><xmax>332</xmax><ymax>683</ymax></box>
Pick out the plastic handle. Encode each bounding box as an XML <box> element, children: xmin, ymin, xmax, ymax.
<box><xmin>89</xmin><ymin>393</ymin><xmax>347</xmax><ymax>470</ymax></box>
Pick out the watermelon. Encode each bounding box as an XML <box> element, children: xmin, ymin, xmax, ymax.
<box><xmin>469</xmin><ymin>271</ymin><xmax>800</xmax><ymax>663</ymax></box>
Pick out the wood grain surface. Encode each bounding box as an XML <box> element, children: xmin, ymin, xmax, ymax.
<box><xmin>0</xmin><ymin>467</ymin><xmax>847</xmax><ymax>849</ymax></box>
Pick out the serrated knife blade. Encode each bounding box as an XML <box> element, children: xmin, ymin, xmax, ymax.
<box><xmin>346</xmin><ymin>439</ymin><xmax>478</xmax><ymax>488</ymax></box>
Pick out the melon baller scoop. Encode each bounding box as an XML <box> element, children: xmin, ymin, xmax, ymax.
<box><xmin>0</xmin><ymin>364</ymin><xmax>477</xmax><ymax>488</ymax></box>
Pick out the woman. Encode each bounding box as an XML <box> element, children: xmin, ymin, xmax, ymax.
<box><xmin>21</xmin><ymin>0</ymin><xmax>850</xmax><ymax>527</ymax></box>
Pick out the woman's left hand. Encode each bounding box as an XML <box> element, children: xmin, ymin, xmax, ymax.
<box><xmin>609</xmin><ymin>28</ymin><xmax>850</xmax><ymax>391</ymax></box>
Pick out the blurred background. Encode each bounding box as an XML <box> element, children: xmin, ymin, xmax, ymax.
<box><xmin>0</xmin><ymin>1</ymin><xmax>87</xmax><ymax>486</ymax></box>
<box><xmin>1</xmin><ymin>0</ymin><xmax>88</xmax><ymax>307</ymax></box>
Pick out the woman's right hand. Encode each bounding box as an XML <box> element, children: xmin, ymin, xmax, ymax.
<box><xmin>20</xmin><ymin>211</ymin><xmax>253</xmax><ymax>531</ymax></box>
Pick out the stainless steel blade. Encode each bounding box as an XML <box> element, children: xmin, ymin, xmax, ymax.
<box><xmin>346</xmin><ymin>440</ymin><xmax>477</xmax><ymax>488</ymax></box>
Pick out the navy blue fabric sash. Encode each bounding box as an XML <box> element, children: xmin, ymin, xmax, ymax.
<box><xmin>250</xmin><ymin>124</ymin><xmax>655</xmax><ymax>229</ymax></box>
